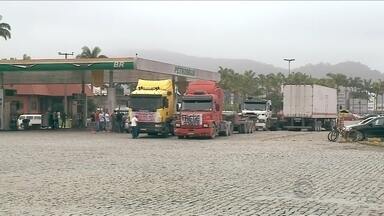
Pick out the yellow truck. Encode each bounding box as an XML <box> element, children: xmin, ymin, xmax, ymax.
<box><xmin>129</xmin><ymin>79</ymin><xmax>175</xmax><ymax>137</ymax></box>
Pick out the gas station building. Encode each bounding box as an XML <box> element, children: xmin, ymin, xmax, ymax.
<box><xmin>0</xmin><ymin>57</ymin><xmax>219</xmax><ymax>130</ymax></box>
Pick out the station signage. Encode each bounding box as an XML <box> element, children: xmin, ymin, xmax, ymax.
<box><xmin>0</xmin><ymin>61</ymin><xmax>135</xmax><ymax>72</ymax></box>
<box><xmin>175</xmin><ymin>66</ymin><xmax>196</xmax><ymax>77</ymax></box>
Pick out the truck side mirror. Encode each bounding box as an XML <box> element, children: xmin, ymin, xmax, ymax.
<box><xmin>216</xmin><ymin>104</ymin><xmax>220</xmax><ymax>111</ymax></box>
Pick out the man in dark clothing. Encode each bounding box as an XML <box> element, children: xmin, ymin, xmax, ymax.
<box><xmin>116</xmin><ymin>112</ymin><xmax>123</xmax><ymax>133</ymax></box>
<box><xmin>61</xmin><ymin>112</ymin><xmax>67</xmax><ymax>128</ymax></box>
<box><xmin>53</xmin><ymin>111</ymin><xmax>59</xmax><ymax>129</ymax></box>
<box><xmin>48</xmin><ymin>111</ymin><xmax>54</xmax><ymax>129</ymax></box>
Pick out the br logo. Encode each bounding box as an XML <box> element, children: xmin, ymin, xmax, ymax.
<box><xmin>113</xmin><ymin>62</ymin><xmax>125</xmax><ymax>68</ymax></box>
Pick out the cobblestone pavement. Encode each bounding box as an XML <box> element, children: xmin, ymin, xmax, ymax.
<box><xmin>1</xmin><ymin>130</ymin><xmax>384</xmax><ymax>215</ymax></box>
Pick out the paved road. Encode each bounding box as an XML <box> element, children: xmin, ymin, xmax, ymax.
<box><xmin>1</xmin><ymin>131</ymin><xmax>384</xmax><ymax>215</ymax></box>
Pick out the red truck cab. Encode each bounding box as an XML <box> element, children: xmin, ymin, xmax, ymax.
<box><xmin>175</xmin><ymin>80</ymin><xmax>224</xmax><ymax>138</ymax></box>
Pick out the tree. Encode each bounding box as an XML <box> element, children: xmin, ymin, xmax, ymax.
<box><xmin>285</xmin><ymin>72</ymin><xmax>313</xmax><ymax>85</ymax></box>
<box><xmin>217</xmin><ymin>67</ymin><xmax>383</xmax><ymax>113</ymax></box>
<box><xmin>326</xmin><ymin>73</ymin><xmax>348</xmax><ymax>91</ymax></box>
<box><xmin>77</xmin><ymin>46</ymin><xmax>107</xmax><ymax>58</ymax></box>
<box><xmin>314</xmin><ymin>78</ymin><xmax>336</xmax><ymax>88</ymax></box>
<box><xmin>0</xmin><ymin>15</ymin><xmax>11</xmax><ymax>40</ymax></box>
<box><xmin>372</xmin><ymin>80</ymin><xmax>384</xmax><ymax>112</ymax></box>
<box><xmin>77</xmin><ymin>46</ymin><xmax>108</xmax><ymax>92</ymax></box>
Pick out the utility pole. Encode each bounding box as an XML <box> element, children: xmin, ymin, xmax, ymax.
<box><xmin>58</xmin><ymin>52</ymin><xmax>74</xmax><ymax>127</ymax></box>
<box><xmin>284</xmin><ymin>58</ymin><xmax>295</xmax><ymax>75</ymax></box>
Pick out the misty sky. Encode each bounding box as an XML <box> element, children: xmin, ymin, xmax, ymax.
<box><xmin>1</xmin><ymin>1</ymin><xmax>384</xmax><ymax>71</ymax></box>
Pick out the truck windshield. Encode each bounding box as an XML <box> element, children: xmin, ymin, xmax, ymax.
<box><xmin>182</xmin><ymin>100</ymin><xmax>212</xmax><ymax>111</ymax></box>
<box><xmin>244</xmin><ymin>103</ymin><xmax>266</xmax><ymax>111</ymax></box>
<box><xmin>130</xmin><ymin>96</ymin><xmax>163</xmax><ymax>111</ymax></box>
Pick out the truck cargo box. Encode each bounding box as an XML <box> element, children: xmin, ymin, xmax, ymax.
<box><xmin>283</xmin><ymin>85</ymin><xmax>337</xmax><ymax>119</ymax></box>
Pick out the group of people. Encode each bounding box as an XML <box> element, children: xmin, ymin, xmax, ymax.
<box><xmin>47</xmin><ymin>111</ymin><xmax>67</xmax><ymax>129</ymax></box>
<box><xmin>93</xmin><ymin>110</ymin><xmax>112</xmax><ymax>132</ymax></box>
<box><xmin>91</xmin><ymin>109</ymin><xmax>139</xmax><ymax>138</ymax></box>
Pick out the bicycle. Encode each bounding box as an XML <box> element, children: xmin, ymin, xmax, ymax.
<box><xmin>328</xmin><ymin>126</ymin><xmax>350</xmax><ymax>142</ymax></box>
<box><xmin>328</xmin><ymin>126</ymin><xmax>340</xmax><ymax>142</ymax></box>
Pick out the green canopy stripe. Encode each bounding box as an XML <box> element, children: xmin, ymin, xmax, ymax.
<box><xmin>0</xmin><ymin>61</ymin><xmax>134</xmax><ymax>72</ymax></box>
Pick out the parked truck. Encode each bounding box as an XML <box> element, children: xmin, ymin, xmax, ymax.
<box><xmin>282</xmin><ymin>84</ymin><xmax>337</xmax><ymax>131</ymax></box>
<box><xmin>222</xmin><ymin>111</ymin><xmax>255</xmax><ymax>134</ymax></box>
<box><xmin>241</xmin><ymin>97</ymin><xmax>272</xmax><ymax>131</ymax></box>
<box><xmin>174</xmin><ymin>80</ymin><xmax>233</xmax><ymax>138</ymax></box>
<box><xmin>129</xmin><ymin>79</ymin><xmax>175</xmax><ymax>137</ymax></box>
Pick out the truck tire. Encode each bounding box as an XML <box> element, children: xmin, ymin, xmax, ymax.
<box><xmin>160</xmin><ymin>125</ymin><xmax>170</xmax><ymax>138</ymax></box>
<box><xmin>239</xmin><ymin>124</ymin><xmax>245</xmax><ymax>133</ymax></box>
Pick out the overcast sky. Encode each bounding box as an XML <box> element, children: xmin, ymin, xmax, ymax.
<box><xmin>1</xmin><ymin>1</ymin><xmax>384</xmax><ymax>71</ymax></box>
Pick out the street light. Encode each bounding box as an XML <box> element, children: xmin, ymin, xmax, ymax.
<box><xmin>58</xmin><ymin>52</ymin><xmax>74</xmax><ymax>59</ymax></box>
<box><xmin>284</xmin><ymin>58</ymin><xmax>295</xmax><ymax>75</ymax></box>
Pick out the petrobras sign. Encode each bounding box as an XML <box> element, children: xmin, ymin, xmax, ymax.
<box><xmin>175</xmin><ymin>66</ymin><xmax>196</xmax><ymax>77</ymax></box>
<box><xmin>181</xmin><ymin>113</ymin><xmax>202</xmax><ymax>126</ymax></box>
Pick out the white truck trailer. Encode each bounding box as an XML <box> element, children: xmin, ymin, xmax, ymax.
<box><xmin>283</xmin><ymin>84</ymin><xmax>337</xmax><ymax>131</ymax></box>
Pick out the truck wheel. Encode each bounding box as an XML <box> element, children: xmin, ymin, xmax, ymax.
<box><xmin>243</xmin><ymin>125</ymin><xmax>248</xmax><ymax>134</ymax></box>
<box><xmin>169</xmin><ymin>124</ymin><xmax>175</xmax><ymax>136</ymax></box>
<box><xmin>160</xmin><ymin>126</ymin><xmax>170</xmax><ymax>138</ymax></box>
<box><xmin>178</xmin><ymin>136</ymin><xmax>185</xmax><ymax>139</ymax></box>
<box><xmin>238</xmin><ymin>125</ymin><xmax>243</xmax><ymax>134</ymax></box>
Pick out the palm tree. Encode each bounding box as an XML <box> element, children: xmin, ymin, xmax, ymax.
<box><xmin>77</xmin><ymin>46</ymin><xmax>108</xmax><ymax>91</ymax></box>
<box><xmin>0</xmin><ymin>15</ymin><xmax>11</xmax><ymax>40</ymax></box>
<box><xmin>362</xmin><ymin>79</ymin><xmax>372</xmax><ymax>94</ymax></box>
<box><xmin>77</xmin><ymin>46</ymin><xmax>107</xmax><ymax>58</ymax></box>
<box><xmin>372</xmin><ymin>80</ymin><xmax>384</xmax><ymax>112</ymax></box>
<box><xmin>314</xmin><ymin>78</ymin><xmax>336</xmax><ymax>88</ymax></box>
<box><xmin>326</xmin><ymin>73</ymin><xmax>348</xmax><ymax>91</ymax></box>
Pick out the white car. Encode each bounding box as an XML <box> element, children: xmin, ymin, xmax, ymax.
<box><xmin>17</xmin><ymin>114</ymin><xmax>42</xmax><ymax>129</ymax></box>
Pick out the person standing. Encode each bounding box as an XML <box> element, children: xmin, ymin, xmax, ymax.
<box><xmin>61</xmin><ymin>112</ymin><xmax>67</xmax><ymax>128</ymax></box>
<box><xmin>131</xmin><ymin>115</ymin><xmax>139</xmax><ymax>138</ymax></box>
<box><xmin>116</xmin><ymin>112</ymin><xmax>123</xmax><ymax>133</ymax></box>
<box><xmin>104</xmin><ymin>111</ymin><xmax>111</xmax><ymax>132</ymax></box>
<box><xmin>95</xmin><ymin>110</ymin><xmax>100</xmax><ymax>132</ymax></box>
<box><xmin>48</xmin><ymin>111</ymin><xmax>54</xmax><ymax>130</ymax></box>
<box><xmin>53</xmin><ymin>111</ymin><xmax>59</xmax><ymax>129</ymax></box>
<box><xmin>99</xmin><ymin>111</ymin><xmax>105</xmax><ymax>131</ymax></box>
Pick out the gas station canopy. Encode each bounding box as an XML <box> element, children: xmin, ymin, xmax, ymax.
<box><xmin>0</xmin><ymin>57</ymin><xmax>220</xmax><ymax>84</ymax></box>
